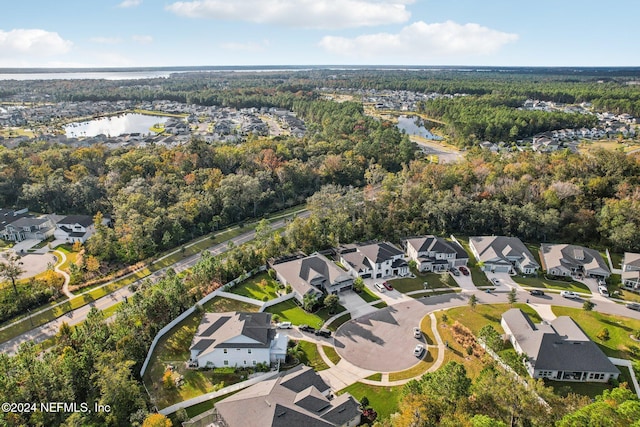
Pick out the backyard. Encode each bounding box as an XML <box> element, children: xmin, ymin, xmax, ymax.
<box><xmin>143</xmin><ymin>297</ymin><xmax>260</xmax><ymax>409</ymax></box>
<box><xmin>229</xmin><ymin>271</ymin><xmax>281</xmax><ymax>301</ymax></box>
<box><xmin>338</xmin><ymin>382</ymin><xmax>401</xmax><ymax>421</ymax></box>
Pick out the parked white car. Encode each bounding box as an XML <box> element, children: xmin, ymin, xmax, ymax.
<box><xmin>374</xmin><ymin>283</ymin><xmax>386</xmax><ymax>292</ymax></box>
<box><xmin>413</xmin><ymin>327</ymin><xmax>422</xmax><ymax>339</ymax></box>
<box><xmin>276</xmin><ymin>321</ymin><xmax>292</xmax><ymax>329</ymax></box>
<box><xmin>560</xmin><ymin>291</ymin><xmax>578</xmax><ymax>299</ymax></box>
<box><xmin>413</xmin><ymin>344</ymin><xmax>425</xmax><ymax>357</ymax></box>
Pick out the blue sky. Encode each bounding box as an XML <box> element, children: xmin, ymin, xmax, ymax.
<box><xmin>0</xmin><ymin>0</ymin><xmax>638</xmax><ymax>68</ymax></box>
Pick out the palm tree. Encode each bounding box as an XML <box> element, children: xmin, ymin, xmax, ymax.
<box><xmin>303</xmin><ymin>292</ymin><xmax>318</xmax><ymax>312</ymax></box>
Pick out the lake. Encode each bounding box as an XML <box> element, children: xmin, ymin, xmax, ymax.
<box><xmin>64</xmin><ymin>113</ymin><xmax>171</xmax><ymax>138</ymax></box>
<box><xmin>396</xmin><ymin>115</ymin><xmax>442</xmax><ymax>140</ymax></box>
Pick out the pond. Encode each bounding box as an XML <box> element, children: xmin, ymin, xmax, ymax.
<box><xmin>64</xmin><ymin>113</ymin><xmax>171</xmax><ymax>138</ymax></box>
<box><xmin>396</xmin><ymin>115</ymin><xmax>443</xmax><ymax>140</ymax></box>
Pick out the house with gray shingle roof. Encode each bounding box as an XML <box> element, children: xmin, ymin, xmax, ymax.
<box><xmin>270</xmin><ymin>253</ymin><xmax>353</xmax><ymax>303</ymax></box>
<box><xmin>622</xmin><ymin>252</ymin><xmax>640</xmax><ymax>291</ymax></box>
<box><xmin>213</xmin><ymin>364</ymin><xmax>361</xmax><ymax>427</ymax></box>
<box><xmin>189</xmin><ymin>312</ymin><xmax>287</xmax><ymax>369</ymax></box>
<box><xmin>540</xmin><ymin>243</ymin><xmax>610</xmax><ymax>279</ymax></box>
<box><xmin>338</xmin><ymin>241</ymin><xmax>408</xmax><ymax>279</ymax></box>
<box><xmin>405</xmin><ymin>235</ymin><xmax>469</xmax><ymax>272</ymax></box>
<box><xmin>501</xmin><ymin>309</ymin><xmax>619</xmax><ymax>382</ymax></box>
<box><xmin>469</xmin><ymin>236</ymin><xmax>539</xmax><ymax>274</ymax></box>
<box><xmin>54</xmin><ymin>214</ymin><xmax>101</xmax><ymax>244</ymax></box>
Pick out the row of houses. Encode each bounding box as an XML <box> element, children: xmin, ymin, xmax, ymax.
<box><xmin>0</xmin><ymin>207</ymin><xmax>106</xmax><ymax>246</ymax></box>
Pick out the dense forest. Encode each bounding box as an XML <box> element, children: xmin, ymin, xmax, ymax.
<box><xmin>2</xmin><ymin>69</ymin><xmax>640</xmax><ymax>426</ymax></box>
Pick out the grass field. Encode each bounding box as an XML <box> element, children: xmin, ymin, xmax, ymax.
<box><xmin>297</xmin><ymin>341</ymin><xmax>330</xmax><ymax>371</ymax></box>
<box><xmin>229</xmin><ymin>272</ymin><xmax>280</xmax><ymax>301</ymax></box>
<box><xmin>513</xmin><ymin>275</ymin><xmax>591</xmax><ymax>294</ymax></box>
<box><xmin>365</xmin><ymin>373</ymin><xmax>382</xmax><ymax>381</ymax></box>
<box><xmin>358</xmin><ymin>287</ymin><xmax>379</xmax><ymax>303</ymax></box>
<box><xmin>323</xmin><ymin>345</ymin><xmax>341</xmax><ymax>365</ymax></box>
<box><xmin>338</xmin><ymin>383</ymin><xmax>401</xmax><ymax>420</ymax></box>
<box><xmin>391</xmin><ymin>269</ymin><xmax>457</xmax><ymax>293</ymax></box>
<box><xmin>265</xmin><ymin>299</ymin><xmax>345</xmax><ymax>328</ymax></box>
<box><xmin>327</xmin><ymin>313</ymin><xmax>351</xmax><ymax>331</ymax></box>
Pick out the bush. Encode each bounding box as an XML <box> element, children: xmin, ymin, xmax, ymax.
<box><xmin>583</xmin><ymin>300</ymin><xmax>595</xmax><ymax>311</ymax></box>
<box><xmin>597</xmin><ymin>328</ymin><xmax>610</xmax><ymax>341</ymax></box>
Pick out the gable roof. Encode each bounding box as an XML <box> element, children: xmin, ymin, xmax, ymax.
<box><xmin>471</xmin><ymin>236</ymin><xmax>539</xmax><ymax>268</ymax></box>
<box><xmin>272</xmin><ymin>253</ymin><xmax>350</xmax><ymax>296</ymax></box>
<box><xmin>624</xmin><ymin>252</ymin><xmax>640</xmax><ymax>269</ymax></box>
<box><xmin>190</xmin><ymin>312</ymin><xmax>274</xmax><ymax>358</ymax></box>
<box><xmin>355</xmin><ymin>242</ymin><xmax>404</xmax><ymax>264</ymax></box>
<box><xmin>540</xmin><ymin>244</ymin><xmax>610</xmax><ymax>275</ymax></box>
<box><xmin>502</xmin><ymin>309</ymin><xmax>619</xmax><ymax>374</ymax></box>
<box><xmin>57</xmin><ymin>214</ymin><xmax>94</xmax><ymax>228</ymax></box>
<box><xmin>215</xmin><ymin>365</ymin><xmax>360</xmax><ymax>427</ymax></box>
<box><xmin>406</xmin><ymin>236</ymin><xmax>469</xmax><ymax>259</ymax></box>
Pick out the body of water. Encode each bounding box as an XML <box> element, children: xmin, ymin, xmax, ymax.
<box><xmin>396</xmin><ymin>115</ymin><xmax>443</xmax><ymax>140</ymax></box>
<box><xmin>64</xmin><ymin>113</ymin><xmax>171</xmax><ymax>138</ymax></box>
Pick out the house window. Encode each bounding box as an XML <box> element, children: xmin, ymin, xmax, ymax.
<box><xmin>244</xmin><ymin>360</ymin><xmax>247</xmax><ymax>365</ymax></box>
<box><xmin>248</xmin><ymin>349</ymin><xmax>252</xmax><ymax>354</ymax></box>
<box><xmin>253</xmin><ymin>360</ymin><xmax>257</xmax><ymax>365</ymax></box>
<box><xmin>223</xmin><ymin>349</ymin><xmax>227</xmax><ymax>354</ymax></box>
<box><xmin>224</xmin><ymin>360</ymin><xmax>228</xmax><ymax>366</ymax></box>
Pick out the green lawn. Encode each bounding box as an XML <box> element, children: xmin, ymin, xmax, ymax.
<box><xmin>327</xmin><ymin>313</ymin><xmax>351</xmax><ymax>331</ymax></box>
<box><xmin>265</xmin><ymin>300</ymin><xmax>324</xmax><ymax>328</ymax></box>
<box><xmin>323</xmin><ymin>345</ymin><xmax>341</xmax><ymax>365</ymax></box>
<box><xmin>373</xmin><ymin>301</ymin><xmax>388</xmax><ymax>309</ymax></box>
<box><xmin>608</xmin><ymin>252</ymin><xmax>624</xmax><ymax>270</ymax></box>
<box><xmin>358</xmin><ymin>287</ymin><xmax>379</xmax><ymax>303</ymax></box>
<box><xmin>338</xmin><ymin>383</ymin><xmax>401</xmax><ymax>420</ymax></box>
<box><xmin>513</xmin><ymin>275</ymin><xmax>591</xmax><ymax>294</ymax></box>
<box><xmin>409</xmin><ymin>290</ymin><xmax>460</xmax><ymax>299</ymax></box>
<box><xmin>230</xmin><ymin>272</ymin><xmax>280</xmax><ymax>301</ymax></box>
<box><xmin>55</xmin><ymin>245</ymin><xmax>80</xmax><ymax>273</ymax></box>
<box><xmin>551</xmin><ymin>306</ymin><xmax>640</xmax><ymax>360</ymax></box>
<box><xmin>365</xmin><ymin>373</ymin><xmax>382</xmax><ymax>381</ymax></box>
<box><xmin>391</xmin><ymin>270</ymin><xmax>457</xmax><ymax>293</ymax></box>
<box><xmin>297</xmin><ymin>340</ymin><xmax>330</xmax><ymax>371</ymax></box>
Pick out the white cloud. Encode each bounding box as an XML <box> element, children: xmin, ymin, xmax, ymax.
<box><xmin>118</xmin><ymin>0</ymin><xmax>142</xmax><ymax>8</ymax></box>
<box><xmin>166</xmin><ymin>0</ymin><xmax>412</xmax><ymax>29</ymax></box>
<box><xmin>0</xmin><ymin>29</ymin><xmax>72</xmax><ymax>56</ymax></box>
<box><xmin>90</xmin><ymin>36</ymin><xmax>123</xmax><ymax>44</ymax></box>
<box><xmin>132</xmin><ymin>35</ymin><xmax>153</xmax><ymax>44</ymax></box>
<box><xmin>319</xmin><ymin>20</ymin><xmax>518</xmax><ymax>59</ymax></box>
<box><xmin>219</xmin><ymin>40</ymin><xmax>270</xmax><ymax>52</ymax></box>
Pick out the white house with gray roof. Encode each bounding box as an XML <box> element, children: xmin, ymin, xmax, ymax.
<box><xmin>270</xmin><ymin>253</ymin><xmax>353</xmax><ymax>303</ymax></box>
<box><xmin>622</xmin><ymin>252</ymin><xmax>640</xmax><ymax>291</ymax></box>
<box><xmin>213</xmin><ymin>364</ymin><xmax>361</xmax><ymax>427</ymax></box>
<box><xmin>338</xmin><ymin>241</ymin><xmax>408</xmax><ymax>279</ymax></box>
<box><xmin>405</xmin><ymin>235</ymin><xmax>468</xmax><ymax>272</ymax></box>
<box><xmin>540</xmin><ymin>244</ymin><xmax>610</xmax><ymax>279</ymax></box>
<box><xmin>501</xmin><ymin>309</ymin><xmax>619</xmax><ymax>382</ymax></box>
<box><xmin>469</xmin><ymin>236</ymin><xmax>539</xmax><ymax>274</ymax></box>
<box><xmin>189</xmin><ymin>312</ymin><xmax>287</xmax><ymax>369</ymax></box>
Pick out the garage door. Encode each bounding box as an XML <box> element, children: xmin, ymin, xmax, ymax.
<box><xmin>491</xmin><ymin>265</ymin><xmax>510</xmax><ymax>273</ymax></box>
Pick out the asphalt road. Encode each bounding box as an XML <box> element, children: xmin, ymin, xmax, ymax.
<box><xmin>0</xmin><ymin>213</ymin><xmax>307</xmax><ymax>355</ymax></box>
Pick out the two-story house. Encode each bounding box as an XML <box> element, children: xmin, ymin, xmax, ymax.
<box><xmin>2</xmin><ymin>216</ymin><xmax>57</xmax><ymax>242</ymax></box>
<box><xmin>338</xmin><ymin>242</ymin><xmax>408</xmax><ymax>279</ymax></box>
<box><xmin>189</xmin><ymin>312</ymin><xmax>287</xmax><ymax>369</ymax></box>
<box><xmin>622</xmin><ymin>252</ymin><xmax>640</xmax><ymax>291</ymax></box>
<box><xmin>404</xmin><ymin>236</ymin><xmax>469</xmax><ymax>272</ymax></box>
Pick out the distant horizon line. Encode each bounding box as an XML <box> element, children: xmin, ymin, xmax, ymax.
<box><xmin>1</xmin><ymin>65</ymin><xmax>640</xmax><ymax>73</ymax></box>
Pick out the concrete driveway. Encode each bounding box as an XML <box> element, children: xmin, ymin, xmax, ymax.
<box><xmin>364</xmin><ymin>278</ymin><xmax>413</xmax><ymax>305</ymax></box>
<box><xmin>338</xmin><ymin>290</ymin><xmax>377</xmax><ymax>319</ymax></box>
<box><xmin>450</xmin><ymin>271</ymin><xmax>477</xmax><ymax>291</ymax></box>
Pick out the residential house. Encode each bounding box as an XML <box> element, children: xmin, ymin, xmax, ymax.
<box><xmin>189</xmin><ymin>312</ymin><xmax>287</xmax><ymax>369</ymax></box>
<box><xmin>1</xmin><ymin>215</ymin><xmax>57</xmax><ymax>242</ymax></box>
<box><xmin>338</xmin><ymin>242</ymin><xmax>408</xmax><ymax>279</ymax></box>
<box><xmin>54</xmin><ymin>214</ymin><xmax>100</xmax><ymax>244</ymax></box>
<box><xmin>469</xmin><ymin>236</ymin><xmax>540</xmax><ymax>274</ymax></box>
<box><xmin>540</xmin><ymin>244</ymin><xmax>610</xmax><ymax>279</ymax></box>
<box><xmin>0</xmin><ymin>208</ymin><xmax>30</xmax><ymax>241</ymax></box>
<box><xmin>404</xmin><ymin>236</ymin><xmax>469</xmax><ymax>272</ymax></box>
<box><xmin>270</xmin><ymin>253</ymin><xmax>353</xmax><ymax>304</ymax></box>
<box><xmin>213</xmin><ymin>364</ymin><xmax>361</xmax><ymax>427</ymax></box>
<box><xmin>622</xmin><ymin>252</ymin><xmax>640</xmax><ymax>291</ymax></box>
<box><xmin>501</xmin><ymin>309</ymin><xmax>620</xmax><ymax>382</ymax></box>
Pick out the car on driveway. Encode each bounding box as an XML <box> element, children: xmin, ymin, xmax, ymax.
<box><xmin>299</xmin><ymin>324</ymin><xmax>316</xmax><ymax>333</ymax></box>
<box><xmin>560</xmin><ymin>291</ymin><xmax>579</xmax><ymax>299</ymax></box>
<box><xmin>276</xmin><ymin>321</ymin><xmax>292</xmax><ymax>329</ymax></box>
<box><xmin>413</xmin><ymin>344</ymin><xmax>425</xmax><ymax>357</ymax></box>
<box><xmin>383</xmin><ymin>281</ymin><xmax>394</xmax><ymax>291</ymax></box>
<box><xmin>459</xmin><ymin>266</ymin><xmax>470</xmax><ymax>276</ymax></box>
<box><xmin>315</xmin><ymin>328</ymin><xmax>332</xmax><ymax>338</ymax></box>
<box><xmin>374</xmin><ymin>283</ymin><xmax>386</xmax><ymax>292</ymax></box>
<box><xmin>413</xmin><ymin>327</ymin><xmax>422</xmax><ymax>339</ymax></box>
<box><xmin>491</xmin><ymin>278</ymin><xmax>500</xmax><ymax>285</ymax></box>
<box><xmin>529</xmin><ymin>289</ymin><xmax>544</xmax><ymax>296</ymax></box>
<box><xmin>626</xmin><ymin>302</ymin><xmax>640</xmax><ymax>311</ymax></box>
<box><xmin>451</xmin><ymin>269</ymin><xmax>460</xmax><ymax>276</ymax></box>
